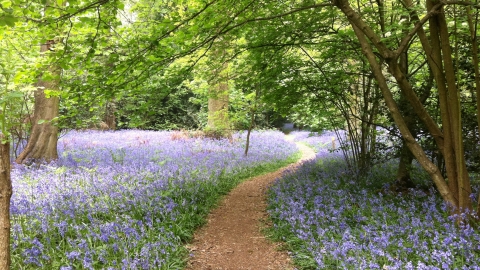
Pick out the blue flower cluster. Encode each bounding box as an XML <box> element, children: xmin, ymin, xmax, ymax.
<box><xmin>268</xmin><ymin>131</ymin><xmax>480</xmax><ymax>269</ymax></box>
<box><xmin>11</xmin><ymin>130</ymin><xmax>298</xmax><ymax>269</ymax></box>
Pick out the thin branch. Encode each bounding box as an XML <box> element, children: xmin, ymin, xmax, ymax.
<box><xmin>136</xmin><ymin>0</ymin><xmax>219</xmax><ymax>58</ymax></box>
<box><xmin>408</xmin><ymin>59</ymin><xmax>428</xmax><ymax>77</ymax></box>
<box><xmin>51</xmin><ymin>0</ymin><xmax>110</xmax><ymax>23</ymax></box>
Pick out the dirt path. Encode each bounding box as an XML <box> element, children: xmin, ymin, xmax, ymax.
<box><xmin>185</xmin><ymin>138</ymin><xmax>316</xmax><ymax>270</ymax></box>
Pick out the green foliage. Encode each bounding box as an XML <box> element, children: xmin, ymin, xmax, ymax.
<box><xmin>0</xmin><ymin>33</ymin><xmax>36</xmax><ymax>154</ymax></box>
<box><xmin>116</xmin><ymin>85</ymin><xmax>201</xmax><ymax>130</ymax></box>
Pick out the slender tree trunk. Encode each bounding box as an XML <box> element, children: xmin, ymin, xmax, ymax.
<box><xmin>0</xmin><ymin>133</ymin><xmax>12</xmax><ymax>269</ymax></box>
<box><xmin>403</xmin><ymin>0</ymin><xmax>459</xmax><ymax>201</ymax></box>
<box><xmin>428</xmin><ymin>0</ymin><xmax>472</xmax><ymax>211</ymax></box>
<box><xmin>396</xmin><ymin>143</ymin><xmax>415</xmax><ymax>187</ymax></box>
<box><xmin>399</xmin><ymin>0</ymin><xmax>473</xmax><ymax>212</ymax></box>
<box><xmin>244</xmin><ymin>87</ymin><xmax>260</xmax><ymax>156</ymax></box>
<box><xmin>395</xmin><ymin>35</ymin><xmax>417</xmax><ymax>189</ymax></box>
<box><xmin>396</xmin><ymin>31</ymin><xmax>423</xmax><ymax>189</ymax></box>
<box><xmin>16</xmin><ymin>40</ymin><xmax>60</xmax><ymax>164</ymax></box>
<box><xmin>244</xmin><ymin>111</ymin><xmax>255</xmax><ymax>156</ymax></box>
<box><xmin>336</xmin><ymin>0</ymin><xmax>480</xmax><ymax>211</ymax></box>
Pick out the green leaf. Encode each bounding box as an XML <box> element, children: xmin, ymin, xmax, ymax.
<box><xmin>5</xmin><ymin>91</ymin><xmax>23</xmax><ymax>99</ymax></box>
<box><xmin>66</xmin><ymin>7</ymin><xmax>77</xmax><ymax>13</ymax></box>
<box><xmin>0</xmin><ymin>14</ymin><xmax>18</xmax><ymax>27</ymax></box>
<box><xmin>78</xmin><ymin>17</ymin><xmax>92</xmax><ymax>23</ymax></box>
<box><xmin>116</xmin><ymin>1</ymin><xmax>125</xmax><ymax>10</ymax></box>
<box><xmin>1</xmin><ymin>1</ymin><xmax>12</xmax><ymax>8</ymax></box>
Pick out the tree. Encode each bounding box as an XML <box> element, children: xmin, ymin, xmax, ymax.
<box><xmin>332</xmin><ymin>0</ymin><xmax>479</xmax><ymax>212</ymax></box>
<box><xmin>15</xmin><ymin>39</ymin><xmax>60</xmax><ymax>164</ymax></box>
<box><xmin>0</xmin><ymin>16</ymin><xmax>39</xmax><ymax>268</ymax></box>
<box><xmin>0</xmin><ymin>47</ymin><xmax>14</xmax><ymax>270</ymax></box>
<box><xmin>0</xmin><ymin>132</ymin><xmax>11</xmax><ymax>269</ymax></box>
<box><xmin>0</xmin><ymin>0</ymin><xmax>125</xmax><ymax>266</ymax></box>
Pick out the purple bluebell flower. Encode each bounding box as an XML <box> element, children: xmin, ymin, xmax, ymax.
<box><xmin>12</xmin><ymin>130</ymin><xmax>297</xmax><ymax>268</ymax></box>
<box><xmin>268</xmin><ymin>131</ymin><xmax>480</xmax><ymax>269</ymax></box>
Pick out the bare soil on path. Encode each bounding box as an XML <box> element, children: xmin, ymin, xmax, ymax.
<box><xmin>185</xmin><ymin>138</ymin><xmax>316</xmax><ymax>270</ymax></box>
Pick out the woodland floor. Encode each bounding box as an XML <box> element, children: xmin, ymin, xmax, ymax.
<box><xmin>185</xmin><ymin>137</ymin><xmax>316</xmax><ymax>270</ymax></box>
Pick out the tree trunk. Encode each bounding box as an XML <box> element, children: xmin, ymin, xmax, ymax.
<box><xmin>394</xmin><ymin>35</ymin><xmax>416</xmax><ymax>189</ymax></box>
<box><xmin>427</xmin><ymin>0</ymin><xmax>472</xmax><ymax>211</ymax></box>
<box><xmin>207</xmin><ymin>85</ymin><xmax>229</xmax><ymax>130</ymax></box>
<box><xmin>16</xmin><ymin>40</ymin><xmax>60</xmax><ymax>164</ymax></box>
<box><xmin>245</xmin><ymin>86</ymin><xmax>260</xmax><ymax>156</ymax></box>
<box><xmin>465</xmin><ymin>6</ymin><xmax>480</xmax><ymax>216</ymax></box>
<box><xmin>244</xmin><ymin>110</ymin><xmax>255</xmax><ymax>156</ymax></box>
<box><xmin>207</xmin><ymin>39</ymin><xmax>230</xmax><ymax>134</ymax></box>
<box><xmin>395</xmin><ymin>143</ymin><xmax>416</xmax><ymax>189</ymax></box>
<box><xmin>0</xmin><ymin>133</ymin><xmax>12</xmax><ymax>269</ymax></box>
<box><xmin>104</xmin><ymin>100</ymin><xmax>116</xmax><ymax>130</ymax></box>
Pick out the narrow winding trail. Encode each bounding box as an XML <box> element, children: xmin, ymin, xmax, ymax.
<box><xmin>185</xmin><ymin>137</ymin><xmax>316</xmax><ymax>270</ymax></box>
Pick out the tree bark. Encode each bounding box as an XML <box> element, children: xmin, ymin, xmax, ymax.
<box><xmin>404</xmin><ymin>0</ymin><xmax>459</xmax><ymax>202</ymax></box>
<box><xmin>244</xmin><ymin>110</ymin><xmax>255</xmax><ymax>156</ymax></box>
<box><xmin>427</xmin><ymin>0</ymin><xmax>472</xmax><ymax>211</ymax></box>
<box><xmin>466</xmin><ymin>6</ymin><xmax>480</xmax><ymax>216</ymax></box>
<box><xmin>394</xmin><ymin>36</ymin><xmax>416</xmax><ymax>189</ymax></box>
<box><xmin>0</xmin><ymin>133</ymin><xmax>12</xmax><ymax>269</ymax></box>
<box><xmin>16</xmin><ymin>40</ymin><xmax>60</xmax><ymax>164</ymax></box>
<box><xmin>396</xmin><ymin>143</ymin><xmax>416</xmax><ymax>187</ymax></box>
<box><xmin>244</xmin><ymin>86</ymin><xmax>260</xmax><ymax>156</ymax></box>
